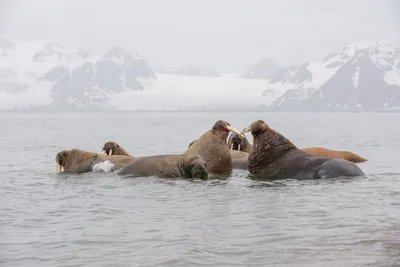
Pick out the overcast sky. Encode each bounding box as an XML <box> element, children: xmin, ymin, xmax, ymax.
<box><xmin>1</xmin><ymin>0</ymin><xmax>399</xmax><ymax>72</ymax></box>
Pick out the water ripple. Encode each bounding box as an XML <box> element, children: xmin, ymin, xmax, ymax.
<box><xmin>1</xmin><ymin>112</ymin><xmax>400</xmax><ymax>266</ymax></box>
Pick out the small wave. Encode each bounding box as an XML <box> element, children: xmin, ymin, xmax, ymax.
<box><xmin>92</xmin><ymin>160</ymin><xmax>115</xmax><ymax>173</ymax></box>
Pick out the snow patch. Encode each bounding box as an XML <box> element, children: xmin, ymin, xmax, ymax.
<box><xmin>353</xmin><ymin>67</ymin><xmax>360</xmax><ymax>88</ymax></box>
<box><xmin>305</xmin><ymin>62</ymin><xmax>340</xmax><ymax>89</ymax></box>
<box><xmin>384</xmin><ymin>68</ymin><xmax>400</xmax><ymax>87</ymax></box>
<box><xmin>107</xmin><ymin>73</ymin><xmax>270</xmax><ymax>111</ymax></box>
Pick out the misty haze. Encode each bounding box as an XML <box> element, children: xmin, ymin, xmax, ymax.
<box><xmin>1</xmin><ymin>1</ymin><xmax>399</xmax><ymax>266</ymax></box>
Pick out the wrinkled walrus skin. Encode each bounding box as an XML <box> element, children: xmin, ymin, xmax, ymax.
<box><xmin>117</xmin><ymin>153</ymin><xmax>208</xmax><ymax>179</ymax></box>
<box><xmin>241</xmin><ymin>120</ymin><xmax>366</xmax><ymax>180</ymax></box>
<box><xmin>184</xmin><ymin>120</ymin><xmax>242</xmax><ymax>174</ymax></box>
<box><xmin>55</xmin><ymin>149</ymin><xmax>136</xmax><ymax>174</ymax></box>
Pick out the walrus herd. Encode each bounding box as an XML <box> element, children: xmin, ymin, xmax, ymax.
<box><xmin>55</xmin><ymin>119</ymin><xmax>367</xmax><ymax>180</ymax></box>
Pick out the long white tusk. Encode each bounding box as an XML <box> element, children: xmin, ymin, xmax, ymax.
<box><xmin>56</xmin><ymin>162</ymin><xmax>62</xmax><ymax>173</ymax></box>
<box><xmin>230</xmin><ymin>143</ymin><xmax>233</xmax><ymax>150</ymax></box>
<box><xmin>238</xmin><ymin>144</ymin><xmax>241</xmax><ymax>151</ymax></box>
<box><xmin>109</xmin><ymin>149</ymin><xmax>112</xmax><ymax>155</ymax></box>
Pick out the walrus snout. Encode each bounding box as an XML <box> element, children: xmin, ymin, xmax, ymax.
<box><xmin>229</xmin><ymin>134</ymin><xmax>244</xmax><ymax>151</ymax></box>
<box><xmin>190</xmin><ymin>162</ymin><xmax>209</xmax><ymax>179</ymax></box>
<box><xmin>212</xmin><ymin>120</ymin><xmax>242</xmax><ymax>136</ymax></box>
<box><xmin>241</xmin><ymin>120</ymin><xmax>268</xmax><ymax>136</ymax></box>
<box><xmin>102</xmin><ymin>141</ymin><xmax>120</xmax><ymax>155</ymax></box>
<box><xmin>55</xmin><ymin>151</ymin><xmax>67</xmax><ymax>173</ymax></box>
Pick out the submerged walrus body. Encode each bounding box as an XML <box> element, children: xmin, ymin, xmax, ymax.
<box><xmin>55</xmin><ymin>148</ymin><xmax>136</xmax><ymax>174</ymax></box>
<box><xmin>117</xmin><ymin>153</ymin><xmax>208</xmax><ymax>179</ymax></box>
<box><xmin>227</xmin><ymin>132</ymin><xmax>367</xmax><ymax>164</ymax></box>
<box><xmin>241</xmin><ymin>120</ymin><xmax>365</xmax><ymax>180</ymax></box>
<box><xmin>101</xmin><ymin>141</ymin><xmax>208</xmax><ymax>179</ymax></box>
<box><xmin>184</xmin><ymin>120</ymin><xmax>242</xmax><ymax>174</ymax></box>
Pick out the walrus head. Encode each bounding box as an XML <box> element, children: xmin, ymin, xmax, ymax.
<box><xmin>183</xmin><ymin>154</ymin><xmax>208</xmax><ymax>179</ymax></box>
<box><xmin>55</xmin><ymin>149</ymin><xmax>101</xmax><ymax>174</ymax></box>
<box><xmin>241</xmin><ymin>120</ymin><xmax>269</xmax><ymax>137</ymax></box>
<box><xmin>211</xmin><ymin>120</ymin><xmax>242</xmax><ymax>139</ymax></box>
<box><xmin>102</xmin><ymin>141</ymin><xmax>127</xmax><ymax>156</ymax></box>
<box><xmin>55</xmin><ymin>150</ymin><xmax>68</xmax><ymax>173</ymax></box>
<box><xmin>227</xmin><ymin>132</ymin><xmax>251</xmax><ymax>152</ymax></box>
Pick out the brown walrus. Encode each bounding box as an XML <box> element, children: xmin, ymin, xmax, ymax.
<box><xmin>227</xmin><ymin>132</ymin><xmax>367</xmax><ymax>163</ymax></box>
<box><xmin>117</xmin><ymin>153</ymin><xmax>208</xmax><ymax>179</ymax></box>
<box><xmin>184</xmin><ymin>120</ymin><xmax>242</xmax><ymax>174</ymax></box>
<box><xmin>101</xmin><ymin>141</ymin><xmax>208</xmax><ymax>179</ymax></box>
<box><xmin>102</xmin><ymin>141</ymin><xmax>132</xmax><ymax>157</ymax></box>
<box><xmin>188</xmin><ymin>139</ymin><xmax>247</xmax><ymax>161</ymax></box>
<box><xmin>227</xmin><ymin>132</ymin><xmax>253</xmax><ymax>153</ymax></box>
<box><xmin>55</xmin><ymin>148</ymin><xmax>136</xmax><ymax>174</ymax></box>
<box><xmin>240</xmin><ymin>120</ymin><xmax>365</xmax><ymax>180</ymax></box>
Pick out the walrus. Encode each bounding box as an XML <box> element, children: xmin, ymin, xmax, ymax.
<box><xmin>117</xmin><ymin>153</ymin><xmax>208</xmax><ymax>179</ymax></box>
<box><xmin>55</xmin><ymin>148</ymin><xmax>136</xmax><ymax>174</ymax></box>
<box><xmin>227</xmin><ymin>132</ymin><xmax>367</xmax><ymax>163</ymax></box>
<box><xmin>184</xmin><ymin>120</ymin><xmax>242</xmax><ymax>174</ymax></box>
<box><xmin>102</xmin><ymin>141</ymin><xmax>132</xmax><ymax>157</ymax></box>
<box><xmin>240</xmin><ymin>120</ymin><xmax>365</xmax><ymax>180</ymax></box>
<box><xmin>227</xmin><ymin>132</ymin><xmax>253</xmax><ymax>153</ymax></box>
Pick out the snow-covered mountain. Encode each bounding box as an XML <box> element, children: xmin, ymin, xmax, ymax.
<box><xmin>1</xmin><ymin>37</ymin><xmax>399</xmax><ymax>112</ymax></box>
<box><xmin>0</xmin><ymin>36</ymin><xmax>156</xmax><ymax>110</ymax></box>
<box><xmin>156</xmin><ymin>66</ymin><xmax>220</xmax><ymax>77</ymax></box>
<box><xmin>240</xmin><ymin>58</ymin><xmax>281</xmax><ymax>80</ymax></box>
<box><xmin>264</xmin><ymin>41</ymin><xmax>400</xmax><ymax>111</ymax></box>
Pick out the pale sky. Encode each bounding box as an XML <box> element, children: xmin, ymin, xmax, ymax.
<box><xmin>1</xmin><ymin>0</ymin><xmax>399</xmax><ymax>73</ymax></box>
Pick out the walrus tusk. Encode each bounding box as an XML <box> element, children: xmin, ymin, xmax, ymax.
<box><xmin>230</xmin><ymin>143</ymin><xmax>233</xmax><ymax>150</ymax></box>
<box><xmin>109</xmin><ymin>149</ymin><xmax>112</xmax><ymax>155</ymax></box>
<box><xmin>225</xmin><ymin>125</ymin><xmax>242</xmax><ymax>137</ymax></box>
<box><xmin>238</xmin><ymin>144</ymin><xmax>241</xmax><ymax>151</ymax></box>
<box><xmin>240</xmin><ymin>126</ymin><xmax>251</xmax><ymax>135</ymax></box>
<box><xmin>56</xmin><ymin>162</ymin><xmax>62</xmax><ymax>173</ymax></box>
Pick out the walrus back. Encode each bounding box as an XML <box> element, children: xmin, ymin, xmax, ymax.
<box><xmin>117</xmin><ymin>154</ymin><xmax>185</xmax><ymax>177</ymax></box>
<box><xmin>64</xmin><ymin>149</ymin><xmax>103</xmax><ymax>173</ymax></box>
<box><xmin>301</xmin><ymin>147</ymin><xmax>367</xmax><ymax>163</ymax></box>
<box><xmin>100</xmin><ymin>155</ymin><xmax>136</xmax><ymax>169</ymax></box>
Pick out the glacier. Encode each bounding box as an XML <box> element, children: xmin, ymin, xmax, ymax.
<box><xmin>1</xmin><ymin>36</ymin><xmax>400</xmax><ymax>112</ymax></box>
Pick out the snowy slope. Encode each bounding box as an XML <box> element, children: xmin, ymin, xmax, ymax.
<box><xmin>240</xmin><ymin>58</ymin><xmax>281</xmax><ymax>80</ymax></box>
<box><xmin>106</xmin><ymin>73</ymin><xmax>269</xmax><ymax>111</ymax></box>
<box><xmin>156</xmin><ymin>66</ymin><xmax>220</xmax><ymax>77</ymax></box>
<box><xmin>267</xmin><ymin>40</ymin><xmax>400</xmax><ymax>111</ymax></box>
<box><xmin>0</xmin><ymin>36</ymin><xmax>156</xmax><ymax>110</ymax></box>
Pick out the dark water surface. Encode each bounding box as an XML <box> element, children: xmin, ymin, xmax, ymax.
<box><xmin>1</xmin><ymin>112</ymin><xmax>399</xmax><ymax>267</ymax></box>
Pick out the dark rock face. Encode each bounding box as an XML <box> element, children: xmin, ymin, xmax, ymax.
<box><xmin>240</xmin><ymin>59</ymin><xmax>281</xmax><ymax>80</ymax></box>
<box><xmin>267</xmin><ymin>42</ymin><xmax>400</xmax><ymax>111</ymax></box>
<box><xmin>37</xmin><ymin>46</ymin><xmax>156</xmax><ymax>109</ymax></box>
